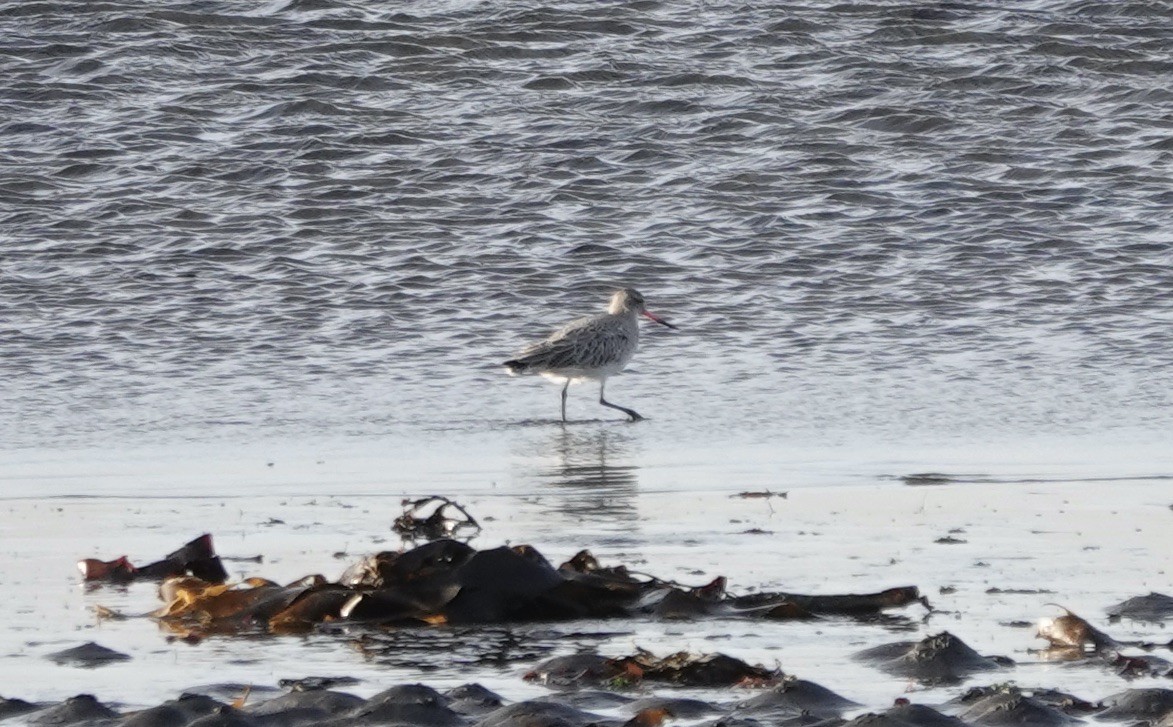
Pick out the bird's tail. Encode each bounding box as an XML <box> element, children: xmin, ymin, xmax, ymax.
<box><xmin>502</xmin><ymin>359</ymin><xmax>529</xmax><ymax>376</ymax></box>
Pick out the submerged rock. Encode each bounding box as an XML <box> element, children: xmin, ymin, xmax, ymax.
<box><xmin>855</xmin><ymin>632</ymin><xmax>1008</xmax><ymax>684</ymax></box>
<box><xmin>183</xmin><ymin>706</ymin><xmax>258</xmax><ymax>727</ymax></box>
<box><xmin>947</xmin><ymin>687</ymin><xmax>1083</xmax><ymax>727</ymax></box>
<box><xmin>0</xmin><ymin>696</ymin><xmax>39</xmax><ymax>721</ymax></box>
<box><xmin>121</xmin><ymin>704</ymin><xmax>191</xmax><ymax>727</ymax></box>
<box><xmin>346</xmin><ymin>684</ymin><xmax>462</xmax><ymax>727</ymax></box>
<box><xmin>178</xmin><ymin>686</ymin><xmax>281</xmax><ymax>705</ymax></box>
<box><xmin>551</xmin><ymin>691</ymin><xmax>634</xmax><ymax>712</ymax></box>
<box><xmin>46</xmin><ymin>642</ymin><xmax>131</xmax><ymax>668</ymax></box>
<box><xmin>0</xmin><ymin>681</ymin><xmax>1147</xmax><ymax>727</ymax></box>
<box><xmin>29</xmin><ymin>694</ymin><xmax>120</xmax><ymax>725</ymax></box>
<box><xmin>443</xmin><ymin>684</ymin><xmax>505</xmax><ymax>715</ymax></box>
<box><xmin>877</xmin><ymin>703</ymin><xmax>970</xmax><ymax>727</ymax></box>
<box><xmin>1106</xmin><ymin>593</ymin><xmax>1173</xmax><ymax>623</ymax></box>
<box><xmin>736</xmin><ymin>676</ymin><xmax>858</xmax><ymax>719</ymax></box>
<box><xmin>525</xmin><ymin>650</ymin><xmax>779</xmax><ymax>689</ymax></box>
<box><xmin>525</xmin><ymin>654</ymin><xmax>617</xmax><ymax>688</ymax></box>
<box><xmin>842</xmin><ymin>702</ymin><xmax>977</xmax><ymax>727</ymax></box>
<box><xmin>625</xmin><ymin>696</ymin><xmax>722</xmax><ymax>720</ymax></box>
<box><xmin>122</xmin><ymin>695</ymin><xmax>228</xmax><ymax>727</ymax></box>
<box><xmin>275</xmin><ymin>677</ymin><xmax>360</xmax><ymax>692</ymax></box>
<box><xmin>245</xmin><ymin>689</ymin><xmax>365</xmax><ymax>717</ymax></box>
<box><xmin>476</xmin><ymin>700</ymin><xmax>605</xmax><ymax>727</ymax></box>
<box><xmin>735</xmin><ymin>586</ymin><xmax>927</xmax><ymax>617</ymax></box>
<box><xmin>1108</xmin><ymin>652</ymin><xmax>1173</xmax><ymax>679</ymax></box>
<box><xmin>366</xmin><ymin>683</ymin><xmax>451</xmax><ymax>707</ymax></box>
<box><xmin>958</xmin><ymin>692</ymin><xmax>1076</xmax><ymax>727</ymax></box>
<box><xmin>1025</xmin><ymin>689</ymin><xmax>1100</xmax><ymax>716</ymax></box>
<box><xmin>1098</xmin><ymin>688</ymin><xmax>1173</xmax><ymax>721</ymax></box>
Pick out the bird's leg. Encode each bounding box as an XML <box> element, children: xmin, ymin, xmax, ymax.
<box><xmin>599</xmin><ymin>381</ymin><xmax>643</xmax><ymax>422</ymax></box>
<box><xmin>560</xmin><ymin>380</ymin><xmax>569</xmax><ymax>424</ymax></box>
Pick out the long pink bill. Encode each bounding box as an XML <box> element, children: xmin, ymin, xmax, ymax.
<box><xmin>642</xmin><ymin>310</ymin><xmax>678</xmax><ymax>329</ymax></box>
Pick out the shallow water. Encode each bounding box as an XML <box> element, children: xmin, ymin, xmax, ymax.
<box><xmin>1</xmin><ymin>0</ymin><xmax>1171</xmax><ymax>466</ymax></box>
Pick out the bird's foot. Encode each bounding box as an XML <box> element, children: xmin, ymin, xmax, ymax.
<box><xmin>626</xmin><ymin>412</ymin><xmax>644</xmax><ymax>423</ymax></box>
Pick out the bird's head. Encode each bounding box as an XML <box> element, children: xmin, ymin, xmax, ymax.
<box><xmin>609</xmin><ymin>288</ymin><xmax>677</xmax><ymax>329</ymax></box>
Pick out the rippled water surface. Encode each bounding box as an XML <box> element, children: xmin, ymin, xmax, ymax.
<box><xmin>2</xmin><ymin>0</ymin><xmax>1172</xmax><ymax>472</ymax></box>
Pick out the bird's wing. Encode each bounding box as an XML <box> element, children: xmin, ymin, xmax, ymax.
<box><xmin>513</xmin><ymin>315</ymin><xmax>633</xmax><ymax>371</ymax></box>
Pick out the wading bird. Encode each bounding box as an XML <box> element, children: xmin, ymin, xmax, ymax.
<box><xmin>503</xmin><ymin>288</ymin><xmax>677</xmax><ymax>423</ymax></box>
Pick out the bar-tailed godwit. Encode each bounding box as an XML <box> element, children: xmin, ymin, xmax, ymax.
<box><xmin>503</xmin><ymin>288</ymin><xmax>677</xmax><ymax>423</ymax></box>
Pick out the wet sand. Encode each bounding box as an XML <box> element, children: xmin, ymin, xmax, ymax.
<box><xmin>1</xmin><ymin>453</ymin><xmax>1170</xmax><ymax>714</ymax></box>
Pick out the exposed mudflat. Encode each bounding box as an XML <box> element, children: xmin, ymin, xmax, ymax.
<box><xmin>1</xmin><ymin>475</ymin><xmax>1169</xmax><ymax>720</ymax></box>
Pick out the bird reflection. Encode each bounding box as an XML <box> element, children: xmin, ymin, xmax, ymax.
<box><xmin>513</xmin><ymin>427</ymin><xmax>640</xmax><ymax>524</ymax></box>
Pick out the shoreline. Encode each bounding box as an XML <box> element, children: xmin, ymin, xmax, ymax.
<box><xmin>1</xmin><ymin>477</ymin><xmax>1169</xmax><ymax>711</ymax></box>
<box><xmin>1</xmin><ymin>423</ymin><xmax>1170</xmax><ymax>499</ymax></box>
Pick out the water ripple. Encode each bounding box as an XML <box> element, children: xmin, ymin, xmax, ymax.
<box><xmin>1</xmin><ymin>0</ymin><xmax>1171</xmax><ymax>449</ymax></box>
